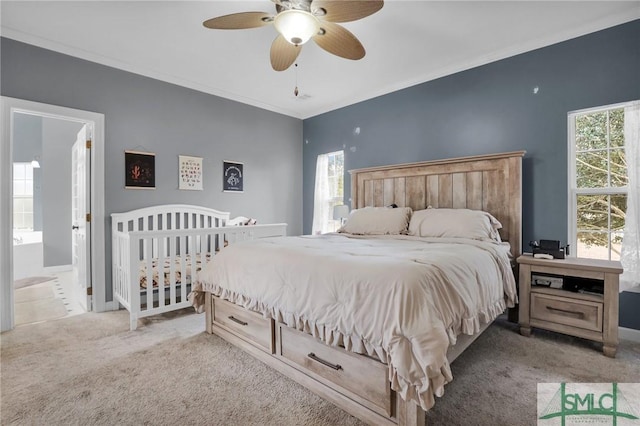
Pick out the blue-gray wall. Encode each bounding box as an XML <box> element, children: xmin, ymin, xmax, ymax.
<box><xmin>2</xmin><ymin>37</ymin><xmax>303</xmax><ymax>302</ymax></box>
<box><xmin>303</xmin><ymin>20</ymin><xmax>640</xmax><ymax>330</ymax></box>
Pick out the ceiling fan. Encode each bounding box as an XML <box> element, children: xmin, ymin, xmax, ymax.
<box><xmin>203</xmin><ymin>0</ymin><xmax>384</xmax><ymax>71</ymax></box>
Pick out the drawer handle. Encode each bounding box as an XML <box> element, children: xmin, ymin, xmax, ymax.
<box><xmin>308</xmin><ymin>352</ymin><xmax>342</xmax><ymax>371</ymax></box>
<box><xmin>228</xmin><ymin>315</ymin><xmax>248</xmax><ymax>326</ymax></box>
<box><xmin>546</xmin><ymin>306</ymin><xmax>585</xmax><ymax>318</ymax></box>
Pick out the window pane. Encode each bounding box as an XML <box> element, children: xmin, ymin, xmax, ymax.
<box><xmin>14</xmin><ymin>198</ymin><xmax>25</xmax><ymax>213</ymax></box>
<box><xmin>577</xmin><ymin>195</ymin><xmax>609</xmax><ymax>232</ymax></box>
<box><xmin>23</xmin><ymin>213</ymin><xmax>33</xmax><ymax>229</ymax></box>
<box><xmin>13</xmin><ymin>163</ymin><xmax>25</xmax><ymax>180</ymax></box>
<box><xmin>328</xmin><ymin>177</ymin><xmax>338</xmax><ymax>198</ymax></box>
<box><xmin>25</xmin><ymin>165</ymin><xmax>34</xmax><ymax>180</ymax></box>
<box><xmin>611</xmin><ymin>232</ymin><xmax>623</xmax><ymax>261</ymax></box>
<box><xmin>609</xmin><ymin>148</ymin><xmax>628</xmax><ymax>187</ymax></box>
<box><xmin>577</xmin><ymin>231</ymin><xmax>609</xmax><ymax>260</ymax></box>
<box><xmin>13</xmin><ymin>212</ymin><xmax>24</xmax><ymax>229</ymax></box>
<box><xmin>576</xmin><ymin>151</ymin><xmax>609</xmax><ymax>188</ymax></box>
<box><xmin>13</xmin><ymin>180</ymin><xmax>26</xmax><ymax>195</ymax></box>
<box><xmin>610</xmin><ymin>194</ymin><xmax>627</xmax><ymax>231</ymax></box>
<box><xmin>575</xmin><ymin>112</ymin><xmax>607</xmax><ymax>151</ymax></box>
<box><xmin>24</xmin><ymin>179</ymin><xmax>34</xmax><ymax>196</ymax></box>
<box><xmin>609</xmin><ymin>108</ymin><xmax>625</xmax><ymax>148</ymax></box>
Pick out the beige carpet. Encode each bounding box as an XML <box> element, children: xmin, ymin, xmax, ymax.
<box><xmin>13</xmin><ymin>282</ymin><xmax>68</xmax><ymax>326</ymax></box>
<box><xmin>1</xmin><ymin>310</ymin><xmax>639</xmax><ymax>426</ymax></box>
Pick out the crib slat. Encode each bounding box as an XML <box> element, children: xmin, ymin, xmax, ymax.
<box><xmin>145</xmin><ymin>238</ymin><xmax>153</xmax><ymax>311</ymax></box>
<box><xmin>198</xmin><ymin>233</ymin><xmax>207</xmax><ymax>290</ymax></box>
<box><xmin>123</xmin><ymin>235</ymin><xmax>129</xmax><ymax>303</ymax></box>
<box><xmin>188</xmin><ymin>233</ymin><xmax>197</xmax><ymax>303</ymax></box>
<box><xmin>157</xmin><ymin>236</ymin><xmax>166</xmax><ymax>308</ymax></box>
<box><xmin>180</xmin><ymin>235</ymin><xmax>187</xmax><ymax>304</ymax></box>
<box><xmin>118</xmin><ymin>235</ymin><xmax>126</xmax><ymax>303</ymax></box>
<box><xmin>169</xmin><ymin>236</ymin><xmax>176</xmax><ymax>306</ymax></box>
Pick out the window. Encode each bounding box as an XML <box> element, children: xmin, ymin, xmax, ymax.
<box><xmin>326</xmin><ymin>151</ymin><xmax>345</xmax><ymax>231</ymax></box>
<box><xmin>312</xmin><ymin>150</ymin><xmax>344</xmax><ymax>234</ymax></box>
<box><xmin>13</xmin><ymin>162</ymin><xmax>35</xmax><ymax>230</ymax></box>
<box><xmin>568</xmin><ymin>104</ymin><xmax>629</xmax><ymax>261</ymax></box>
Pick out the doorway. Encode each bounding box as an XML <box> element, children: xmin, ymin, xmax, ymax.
<box><xmin>1</xmin><ymin>97</ymin><xmax>106</xmax><ymax>331</ymax></box>
<box><xmin>13</xmin><ymin>114</ymin><xmax>87</xmax><ymax>325</ymax></box>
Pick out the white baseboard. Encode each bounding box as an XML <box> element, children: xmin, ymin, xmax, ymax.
<box><xmin>103</xmin><ymin>301</ymin><xmax>120</xmax><ymax>312</ymax></box>
<box><xmin>43</xmin><ymin>264</ymin><xmax>72</xmax><ymax>273</ymax></box>
<box><xmin>619</xmin><ymin>326</ymin><xmax>640</xmax><ymax>343</ymax></box>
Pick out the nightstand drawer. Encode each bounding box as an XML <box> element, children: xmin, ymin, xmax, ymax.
<box><xmin>530</xmin><ymin>293</ymin><xmax>602</xmax><ymax>332</ymax></box>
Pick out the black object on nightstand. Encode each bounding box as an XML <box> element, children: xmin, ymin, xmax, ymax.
<box><xmin>530</xmin><ymin>239</ymin><xmax>569</xmax><ymax>259</ymax></box>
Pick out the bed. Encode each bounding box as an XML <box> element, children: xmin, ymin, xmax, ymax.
<box><xmin>111</xmin><ymin>204</ymin><xmax>287</xmax><ymax>330</ymax></box>
<box><xmin>192</xmin><ymin>151</ymin><xmax>524</xmax><ymax>426</ymax></box>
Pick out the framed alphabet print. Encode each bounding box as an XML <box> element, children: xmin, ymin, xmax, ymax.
<box><xmin>178</xmin><ymin>155</ymin><xmax>203</xmax><ymax>190</ymax></box>
<box><xmin>222</xmin><ymin>160</ymin><xmax>243</xmax><ymax>193</ymax></box>
<box><xmin>125</xmin><ymin>150</ymin><xmax>155</xmax><ymax>189</ymax></box>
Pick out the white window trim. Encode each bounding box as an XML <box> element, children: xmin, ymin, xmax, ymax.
<box><xmin>567</xmin><ymin>101</ymin><xmax>631</xmax><ymax>260</ymax></box>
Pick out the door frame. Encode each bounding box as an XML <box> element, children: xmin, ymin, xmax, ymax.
<box><xmin>1</xmin><ymin>97</ymin><xmax>106</xmax><ymax>331</ymax></box>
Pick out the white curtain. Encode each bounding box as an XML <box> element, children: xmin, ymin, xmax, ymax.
<box><xmin>620</xmin><ymin>101</ymin><xmax>640</xmax><ymax>292</ymax></box>
<box><xmin>311</xmin><ymin>154</ymin><xmax>330</xmax><ymax>235</ymax></box>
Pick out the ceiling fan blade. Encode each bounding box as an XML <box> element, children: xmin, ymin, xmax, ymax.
<box><xmin>311</xmin><ymin>0</ymin><xmax>383</xmax><ymax>23</ymax></box>
<box><xmin>313</xmin><ymin>21</ymin><xmax>365</xmax><ymax>60</ymax></box>
<box><xmin>203</xmin><ymin>12</ymin><xmax>273</xmax><ymax>29</ymax></box>
<box><xmin>270</xmin><ymin>35</ymin><xmax>301</xmax><ymax>71</ymax></box>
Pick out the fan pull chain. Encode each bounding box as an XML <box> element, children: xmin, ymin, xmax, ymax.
<box><xmin>294</xmin><ymin>63</ymin><xmax>299</xmax><ymax>97</ymax></box>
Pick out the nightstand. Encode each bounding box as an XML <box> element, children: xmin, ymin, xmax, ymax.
<box><xmin>516</xmin><ymin>254</ymin><xmax>623</xmax><ymax>357</ymax></box>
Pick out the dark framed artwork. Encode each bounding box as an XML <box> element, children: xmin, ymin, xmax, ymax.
<box><xmin>222</xmin><ymin>160</ymin><xmax>243</xmax><ymax>193</ymax></box>
<box><xmin>125</xmin><ymin>150</ymin><xmax>155</xmax><ymax>189</ymax></box>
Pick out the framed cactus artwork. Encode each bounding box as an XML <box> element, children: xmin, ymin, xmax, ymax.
<box><xmin>125</xmin><ymin>150</ymin><xmax>155</xmax><ymax>189</ymax></box>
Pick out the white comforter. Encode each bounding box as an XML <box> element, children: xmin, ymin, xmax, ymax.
<box><xmin>192</xmin><ymin>233</ymin><xmax>517</xmax><ymax>411</ymax></box>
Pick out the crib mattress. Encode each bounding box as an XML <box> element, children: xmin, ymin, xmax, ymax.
<box><xmin>138</xmin><ymin>253</ymin><xmax>211</xmax><ymax>289</ymax></box>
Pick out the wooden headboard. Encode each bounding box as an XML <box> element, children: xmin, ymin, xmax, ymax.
<box><xmin>349</xmin><ymin>151</ymin><xmax>525</xmax><ymax>258</ymax></box>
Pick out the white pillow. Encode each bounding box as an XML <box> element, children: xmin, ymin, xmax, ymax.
<box><xmin>339</xmin><ymin>206</ymin><xmax>412</xmax><ymax>235</ymax></box>
<box><xmin>408</xmin><ymin>208</ymin><xmax>502</xmax><ymax>241</ymax></box>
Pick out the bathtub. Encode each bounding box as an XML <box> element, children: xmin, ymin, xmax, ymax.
<box><xmin>13</xmin><ymin>231</ymin><xmax>45</xmax><ymax>280</ymax></box>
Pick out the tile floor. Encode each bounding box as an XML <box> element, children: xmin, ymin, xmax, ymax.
<box><xmin>14</xmin><ymin>270</ymin><xmax>85</xmax><ymax>327</ymax></box>
<box><xmin>51</xmin><ymin>270</ymin><xmax>86</xmax><ymax>317</ymax></box>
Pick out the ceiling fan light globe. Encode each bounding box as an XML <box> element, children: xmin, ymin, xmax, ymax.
<box><xmin>274</xmin><ymin>10</ymin><xmax>320</xmax><ymax>46</ymax></box>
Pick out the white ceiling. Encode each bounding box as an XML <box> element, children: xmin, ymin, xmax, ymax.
<box><xmin>2</xmin><ymin>1</ymin><xmax>639</xmax><ymax>119</ymax></box>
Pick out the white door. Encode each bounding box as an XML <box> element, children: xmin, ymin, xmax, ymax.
<box><xmin>71</xmin><ymin>125</ymin><xmax>91</xmax><ymax>311</ymax></box>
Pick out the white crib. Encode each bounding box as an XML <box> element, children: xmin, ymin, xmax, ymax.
<box><xmin>111</xmin><ymin>204</ymin><xmax>287</xmax><ymax>330</ymax></box>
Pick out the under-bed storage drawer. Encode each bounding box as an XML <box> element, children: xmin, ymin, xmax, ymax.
<box><xmin>278</xmin><ymin>325</ymin><xmax>391</xmax><ymax>416</ymax></box>
<box><xmin>212</xmin><ymin>297</ymin><xmax>274</xmax><ymax>353</ymax></box>
<box><xmin>530</xmin><ymin>292</ymin><xmax>602</xmax><ymax>332</ymax></box>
